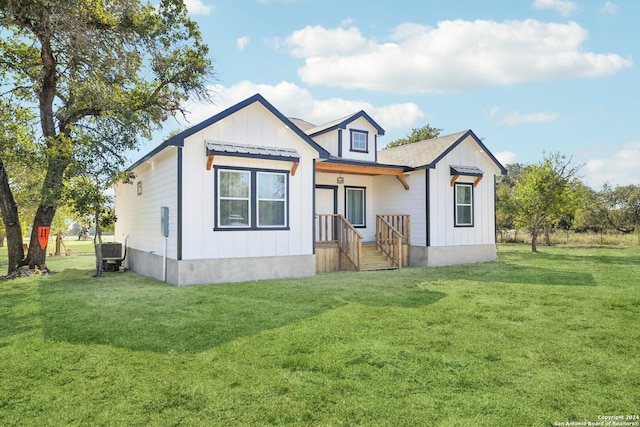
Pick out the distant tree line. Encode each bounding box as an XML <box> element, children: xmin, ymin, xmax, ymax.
<box><xmin>496</xmin><ymin>153</ymin><xmax>640</xmax><ymax>250</ymax></box>
<box><xmin>385</xmin><ymin>126</ymin><xmax>640</xmax><ymax>251</ymax></box>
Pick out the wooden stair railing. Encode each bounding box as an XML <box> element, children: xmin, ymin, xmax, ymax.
<box><xmin>377</xmin><ymin>214</ymin><xmax>410</xmax><ymax>245</ymax></box>
<box><xmin>316</xmin><ymin>214</ymin><xmax>363</xmax><ymax>271</ymax></box>
<box><xmin>376</xmin><ymin>215</ymin><xmax>410</xmax><ymax>269</ymax></box>
<box><xmin>375</xmin><ymin>215</ymin><xmax>403</xmax><ymax>269</ymax></box>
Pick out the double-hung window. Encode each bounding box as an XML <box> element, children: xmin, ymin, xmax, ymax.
<box><xmin>454</xmin><ymin>183</ymin><xmax>474</xmax><ymax>227</ymax></box>
<box><xmin>219</xmin><ymin>170</ymin><xmax>251</xmax><ymax>227</ymax></box>
<box><xmin>345</xmin><ymin>186</ymin><xmax>366</xmax><ymax>227</ymax></box>
<box><xmin>350</xmin><ymin>130</ymin><xmax>368</xmax><ymax>152</ymax></box>
<box><xmin>257</xmin><ymin>172</ymin><xmax>286</xmax><ymax>227</ymax></box>
<box><xmin>216</xmin><ymin>168</ymin><xmax>288</xmax><ymax>230</ymax></box>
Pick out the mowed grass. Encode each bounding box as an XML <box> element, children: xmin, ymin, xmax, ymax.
<box><xmin>1</xmin><ymin>244</ymin><xmax>639</xmax><ymax>426</ymax></box>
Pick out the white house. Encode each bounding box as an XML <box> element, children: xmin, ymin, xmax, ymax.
<box><xmin>377</xmin><ymin>130</ymin><xmax>507</xmax><ymax>266</ymax></box>
<box><xmin>114</xmin><ymin>94</ymin><xmax>506</xmax><ymax>285</ymax></box>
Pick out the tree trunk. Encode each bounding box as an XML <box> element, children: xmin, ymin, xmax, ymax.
<box><xmin>25</xmin><ymin>156</ymin><xmax>70</xmax><ymax>270</ymax></box>
<box><xmin>26</xmin><ymin>205</ymin><xmax>55</xmax><ymax>270</ymax></box>
<box><xmin>24</xmin><ymin>29</ymin><xmax>63</xmax><ymax>271</ymax></box>
<box><xmin>531</xmin><ymin>227</ymin><xmax>538</xmax><ymax>253</ymax></box>
<box><xmin>0</xmin><ymin>157</ymin><xmax>26</xmax><ymax>274</ymax></box>
<box><xmin>55</xmin><ymin>233</ymin><xmax>62</xmax><ymax>256</ymax></box>
<box><xmin>544</xmin><ymin>224</ymin><xmax>551</xmax><ymax>246</ymax></box>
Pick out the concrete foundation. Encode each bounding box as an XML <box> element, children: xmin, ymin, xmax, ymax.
<box><xmin>125</xmin><ymin>248</ymin><xmax>316</xmax><ymax>286</ymax></box>
<box><xmin>409</xmin><ymin>244</ymin><xmax>497</xmax><ymax>267</ymax></box>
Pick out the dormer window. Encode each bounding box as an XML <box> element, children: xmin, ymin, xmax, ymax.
<box><xmin>350</xmin><ymin>130</ymin><xmax>368</xmax><ymax>153</ymax></box>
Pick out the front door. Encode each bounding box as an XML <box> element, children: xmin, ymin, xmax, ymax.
<box><xmin>315</xmin><ymin>185</ymin><xmax>337</xmax><ymax>241</ymax></box>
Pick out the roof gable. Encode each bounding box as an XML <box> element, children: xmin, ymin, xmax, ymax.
<box><xmin>288</xmin><ymin>117</ymin><xmax>316</xmax><ymax>132</ymax></box>
<box><xmin>307</xmin><ymin>110</ymin><xmax>385</xmax><ymax>138</ymax></box>
<box><xmin>128</xmin><ymin>94</ymin><xmax>330</xmax><ymax>170</ymax></box>
<box><xmin>377</xmin><ymin>129</ymin><xmax>506</xmax><ymax>174</ymax></box>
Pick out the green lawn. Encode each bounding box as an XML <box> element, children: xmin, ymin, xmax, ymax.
<box><xmin>1</xmin><ymin>244</ymin><xmax>639</xmax><ymax>426</ymax></box>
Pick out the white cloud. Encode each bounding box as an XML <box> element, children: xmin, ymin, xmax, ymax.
<box><xmin>497</xmin><ymin>111</ymin><xmax>559</xmax><ymax>126</ymax></box>
<box><xmin>532</xmin><ymin>0</ymin><xmax>579</xmax><ymax>16</ymax></box>
<box><xmin>340</xmin><ymin>17</ymin><xmax>356</xmax><ymax>27</ymax></box>
<box><xmin>487</xmin><ymin>106</ymin><xmax>501</xmax><ymax>119</ymax></box>
<box><xmin>178</xmin><ymin>81</ymin><xmax>425</xmax><ymax>132</ymax></box>
<box><xmin>283</xmin><ymin>20</ymin><xmax>632</xmax><ymax>94</ymax></box>
<box><xmin>237</xmin><ymin>36</ymin><xmax>250</xmax><ymax>51</ymax></box>
<box><xmin>496</xmin><ymin>151</ymin><xmax>517</xmax><ymax>165</ymax></box>
<box><xmin>389</xmin><ymin>23</ymin><xmax>431</xmax><ymax>41</ymax></box>
<box><xmin>487</xmin><ymin>106</ymin><xmax>559</xmax><ymax>126</ymax></box>
<box><xmin>584</xmin><ymin>141</ymin><xmax>640</xmax><ymax>188</ymax></box>
<box><xmin>373</xmin><ymin>104</ymin><xmax>426</xmax><ymax>132</ymax></box>
<box><xmin>286</xmin><ymin>25</ymin><xmax>370</xmax><ymax>58</ymax></box>
<box><xmin>184</xmin><ymin>0</ymin><xmax>213</xmax><ymax>16</ymax></box>
<box><xmin>600</xmin><ymin>1</ymin><xmax>618</xmax><ymax>15</ymax></box>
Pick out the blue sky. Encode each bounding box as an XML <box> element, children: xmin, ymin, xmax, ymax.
<box><xmin>143</xmin><ymin>0</ymin><xmax>638</xmax><ymax>189</ymax></box>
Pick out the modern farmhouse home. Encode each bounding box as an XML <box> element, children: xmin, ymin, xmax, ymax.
<box><xmin>114</xmin><ymin>94</ymin><xmax>506</xmax><ymax>285</ymax></box>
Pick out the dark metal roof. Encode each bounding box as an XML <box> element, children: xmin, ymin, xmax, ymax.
<box><xmin>306</xmin><ymin>110</ymin><xmax>385</xmax><ymax>138</ymax></box>
<box><xmin>206</xmin><ymin>141</ymin><xmax>300</xmax><ymax>162</ymax></box>
<box><xmin>450</xmin><ymin>165</ymin><xmax>484</xmax><ymax>176</ymax></box>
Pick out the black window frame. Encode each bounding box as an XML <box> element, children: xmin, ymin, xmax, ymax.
<box><xmin>214</xmin><ymin>166</ymin><xmax>290</xmax><ymax>231</ymax></box>
<box><xmin>454</xmin><ymin>182</ymin><xmax>474</xmax><ymax>227</ymax></box>
<box><xmin>345</xmin><ymin>185</ymin><xmax>366</xmax><ymax>228</ymax></box>
<box><xmin>349</xmin><ymin>129</ymin><xmax>369</xmax><ymax>153</ymax></box>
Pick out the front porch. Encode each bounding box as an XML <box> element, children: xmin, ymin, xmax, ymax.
<box><xmin>315</xmin><ymin>214</ymin><xmax>410</xmax><ymax>273</ymax></box>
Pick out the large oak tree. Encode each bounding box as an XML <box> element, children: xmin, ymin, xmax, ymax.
<box><xmin>0</xmin><ymin>0</ymin><xmax>213</xmax><ymax>273</ymax></box>
<box><xmin>0</xmin><ymin>100</ymin><xmax>40</xmax><ymax>271</ymax></box>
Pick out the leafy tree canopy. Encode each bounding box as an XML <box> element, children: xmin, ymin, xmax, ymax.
<box><xmin>511</xmin><ymin>153</ymin><xmax>583</xmax><ymax>252</ymax></box>
<box><xmin>384</xmin><ymin>124</ymin><xmax>443</xmax><ymax>149</ymax></box>
<box><xmin>0</xmin><ymin>0</ymin><xmax>214</xmax><ymax>272</ymax></box>
<box><xmin>600</xmin><ymin>183</ymin><xmax>640</xmax><ymax>241</ymax></box>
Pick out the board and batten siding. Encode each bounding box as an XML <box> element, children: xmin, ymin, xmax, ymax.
<box><xmin>315</xmin><ymin>172</ymin><xmax>376</xmax><ymax>242</ymax></box>
<box><xmin>427</xmin><ymin>136</ymin><xmax>499</xmax><ymax>247</ymax></box>
<box><xmin>179</xmin><ymin>101</ymin><xmax>318</xmax><ymax>260</ymax></box>
<box><xmin>310</xmin><ymin>117</ymin><xmax>379</xmax><ymax>162</ymax></box>
<box><xmin>338</xmin><ymin>116</ymin><xmax>378</xmax><ymax>163</ymax></box>
<box><xmin>114</xmin><ymin>146</ymin><xmax>179</xmax><ymax>259</ymax></box>
<box><xmin>313</xmin><ymin>132</ymin><xmax>340</xmax><ymax>158</ymax></box>
<box><xmin>372</xmin><ymin>170</ymin><xmax>427</xmax><ymax>245</ymax></box>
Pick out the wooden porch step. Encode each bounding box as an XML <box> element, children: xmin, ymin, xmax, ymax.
<box><xmin>360</xmin><ymin>243</ymin><xmax>397</xmax><ymax>271</ymax></box>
